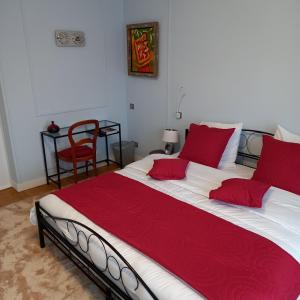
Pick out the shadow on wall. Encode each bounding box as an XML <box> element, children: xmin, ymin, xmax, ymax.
<box><xmin>0</xmin><ymin>83</ymin><xmax>12</xmax><ymax>189</ymax></box>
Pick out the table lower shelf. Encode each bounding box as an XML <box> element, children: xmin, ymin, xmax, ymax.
<box><xmin>47</xmin><ymin>159</ymin><xmax>120</xmax><ymax>187</ymax></box>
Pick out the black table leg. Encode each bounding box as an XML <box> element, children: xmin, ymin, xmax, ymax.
<box><xmin>118</xmin><ymin>125</ymin><xmax>123</xmax><ymax>168</ymax></box>
<box><xmin>54</xmin><ymin>139</ymin><xmax>61</xmax><ymax>189</ymax></box>
<box><xmin>105</xmin><ymin>134</ymin><xmax>109</xmax><ymax>166</ymax></box>
<box><xmin>41</xmin><ymin>133</ymin><xmax>50</xmax><ymax>185</ymax></box>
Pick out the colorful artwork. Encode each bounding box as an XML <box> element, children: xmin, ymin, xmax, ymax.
<box><xmin>127</xmin><ymin>22</ymin><xmax>159</xmax><ymax>77</ymax></box>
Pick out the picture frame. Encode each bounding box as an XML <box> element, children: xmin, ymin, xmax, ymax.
<box><xmin>127</xmin><ymin>22</ymin><xmax>159</xmax><ymax>78</ymax></box>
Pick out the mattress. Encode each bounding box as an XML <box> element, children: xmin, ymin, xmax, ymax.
<box><xmin>31</xmin><ymin>154</ymin><xmax>300</xmax><ymax>300</ymax></box>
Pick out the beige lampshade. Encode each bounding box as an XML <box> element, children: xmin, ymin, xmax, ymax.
<box><xmin>162</xmin><ymin>129</ymin><xmax>179</xmax><ymax>143</ymax></box>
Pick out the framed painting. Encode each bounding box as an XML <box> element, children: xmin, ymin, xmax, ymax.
<box><xmin>127</xmin><ymin>22</ymin><xmax>159</xmax><ymax>78</ymax></box>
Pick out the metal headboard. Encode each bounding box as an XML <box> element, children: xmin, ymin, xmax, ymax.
<box><xmin>237</xmin><ymin>129</ymin><xmax>273</xmax><ymax>168</ymax></box>
<box><xmin>185</xmin><ymin>128</ymin><xmax>274</xmax><ymax>168</ymax></box>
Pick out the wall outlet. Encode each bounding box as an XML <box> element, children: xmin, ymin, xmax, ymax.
<box><xmin>129</xmin><ymin>103</ymin><xmax>135</xmax><ymax>110</ymax></box>
<box><xmin>176</xmin><ymin>112</ymin><xmax>182</xmax><ymax>119</ymax></box>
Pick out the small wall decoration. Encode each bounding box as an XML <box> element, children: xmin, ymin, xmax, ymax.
<box><xmin>55</xmin><ymin>31</ymin><xmax>85</xmax><ymax>47</ymax></box>
<box><xmin>127</xmin><ymin>22</ymin><xmax>159</xmax><ymax>77</ymax></box>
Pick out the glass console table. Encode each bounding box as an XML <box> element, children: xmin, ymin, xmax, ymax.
<box><xmin>41</xmin><ymin>120</ymin><xmax>122</xmax><ymax>189</ymax></box>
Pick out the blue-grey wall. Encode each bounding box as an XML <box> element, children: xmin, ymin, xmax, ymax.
<box><xmin>1</xmin><ymin>0</ymin><xmax>300</xmax><ymax>189</ymax></box>
<box><xmin>125</xmin><ymin>0</ymin><xmax>170</xmax><ymax>157</ymax></box>
<box><xmin>125</xmin><ymin>0</ymin><xmax>300</xmax><ymax>156</ymax></box>
<box><xmin>0</xmin><ymin>0</ymin><xmax>127</xmax><ymax>190</ymax></box>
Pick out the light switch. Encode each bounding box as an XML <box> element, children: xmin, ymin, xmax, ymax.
<box><xmin>176</xmin><ymin>112</ymin><xmax>182</xmax><ymax>119</ymax></box>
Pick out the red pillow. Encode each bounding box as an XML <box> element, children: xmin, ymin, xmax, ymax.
<box><xmin>148</xmin><ymin>159</ymin><xmax>189</xmax><ymax>180</ymax></box>
<box><xmin>209</xmin><ymin>178</ymin><xmax>271</xmax><ymax>208</ymax></box>
<box><xmin>179</xmin><ymin>124</ymin><xmax>235</xmax><ymax>168</ymax></box>
<box><xmin>252</xmin><ymin>135</ymin><xmax>300</xmax><ymax>195</ymax></box>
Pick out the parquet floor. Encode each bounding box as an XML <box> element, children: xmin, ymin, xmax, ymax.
<box><xmin>0</xmin><ymin>163</ymin><xmax>118</xmax><ymax>208</ymax></box>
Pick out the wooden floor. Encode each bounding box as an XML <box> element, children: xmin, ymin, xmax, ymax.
<box><xmin>0</xmin><ymin>164</ymin><xmax>118</xmax><ymax>208</ymax></box>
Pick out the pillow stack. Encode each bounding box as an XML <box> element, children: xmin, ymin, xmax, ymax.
<box><xmin>148</xmin><ymin>121</ymin><xmax>242</xmax><ymax>180</ymax></box>
<box><xmin>209</xmin><ymin>124</ymin><xmax>300</xmax><ymax>208</ymax></box>
<box><xmin>148</xmin><ymin>123</ymin><xmax>300</xmax><ymax>198</ymax></box>
<box><xmin>179</xmin><ymin>123</ymin><xmax>237</xmax><ymax>168</ymax></box>
<box><xmin>274</xmin><ymin>125</ymin><xmax>300</xmax><ymax>143</ymax></box>
<box><xmin>199</xmin><ymin>121</ymin><xmax>243</xmax><ymax>168</ymax></box>
<box><xmin>252</xmin><ymin>126</ymin><xmax>300</xmax><ymax>196</ymax></box>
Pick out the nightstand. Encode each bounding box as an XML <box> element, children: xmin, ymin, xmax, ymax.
<box><xmin>149</xmin><ymin>149</ymin><xmax>165</xmax><ymax>155</ymax></box>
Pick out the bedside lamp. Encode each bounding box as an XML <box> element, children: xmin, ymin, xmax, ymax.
<box><xmin>162</xmin><ymin>129</ymin><xmax>179</xmax><ymax>155</ymax></box>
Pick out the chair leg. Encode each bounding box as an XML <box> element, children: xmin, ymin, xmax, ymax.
<box><xmin>93</xmin><ymin>157</ymin><xmax>97</xmax><ymax>177</ymax></box>
<box><xmin>85</xmin><ymin>161</ymin><xmax>89</xmax><ymax>177</ymax></box>
<box><xmin>73</xmin><ymin>162</ymin><xmax>78</xmax><ymax>183</ymax></box>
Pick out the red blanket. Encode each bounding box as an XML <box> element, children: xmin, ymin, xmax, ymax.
<box><xmin>54</xmin><ymin>173</ymin><xmax>300</xmax><ymax>299</ymax></box>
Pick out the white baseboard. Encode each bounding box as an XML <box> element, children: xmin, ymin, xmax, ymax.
<box><xmin>0</xmin><ymin>183</ymin><xmax>12</xmax><ymax>191</ymax></box>
<box><xmin>12</xmin><ymin>177</ymin><xmax>46</xmax><ymax>192</ymax></box>
<box><xmin>12</xmin><ymin>162</ymin><xmax>110</xmax><ymax>192</ymax></box>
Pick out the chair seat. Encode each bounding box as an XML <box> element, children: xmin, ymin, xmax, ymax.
<box><xmin>58</xmin><ymin>145</ymin><xmax>93</xmax><ymax>161</ymax></box>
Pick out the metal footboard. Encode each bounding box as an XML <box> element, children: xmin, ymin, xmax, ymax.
<box><xmin>35</xmin><ymin>202</ymin><xmax>158</xmax><ymax>300</ymax></box>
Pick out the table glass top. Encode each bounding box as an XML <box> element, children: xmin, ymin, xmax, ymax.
<box><xmin>41</xmin><ymin>120</ymin><xmax>119</xmax><ymax>138</ymax></box>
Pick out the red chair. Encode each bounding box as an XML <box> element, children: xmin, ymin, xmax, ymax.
<box><xmin>57</xmin><ymin>120</ymin><xmax>99</xmax><ymax>183</ymax></box>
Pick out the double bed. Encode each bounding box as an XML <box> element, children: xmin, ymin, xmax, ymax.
<box><xmin>31</xmin><ymin>129</ymin><xmax>300</xmax><ymax>300</ymax></box>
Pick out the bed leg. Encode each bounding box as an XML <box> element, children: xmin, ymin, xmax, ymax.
<box><xmin>35</xmin><ymin>202</ymin><xmax>45</xmax><ymax>248</ymax></box>
<box><xmin>106</xmin><ymin>288</ymin><xmax>113</xmax><ymax>300</ymax></box>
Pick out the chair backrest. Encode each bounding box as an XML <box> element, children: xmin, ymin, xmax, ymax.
<box><xmin>68</xmin><ymin>120</ymin><xmax>99</xmax><ymax>155</ymax></box>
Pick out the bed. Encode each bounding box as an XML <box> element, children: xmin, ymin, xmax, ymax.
<box><xmin>31</xmin><ymin>129</ymin><xmax>300</xmax><ymax>300</ymax></box>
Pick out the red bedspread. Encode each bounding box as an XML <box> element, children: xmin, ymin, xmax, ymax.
<box><xmin>54</xmin><ymin>173</ymin><xmax>300</xmax><ymax>299</ymax></box>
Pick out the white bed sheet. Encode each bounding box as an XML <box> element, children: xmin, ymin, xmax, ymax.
<box><xmin>31</xmin><ymin>154</ymin><xmax>300</xmax><ymax>300</ymax></box>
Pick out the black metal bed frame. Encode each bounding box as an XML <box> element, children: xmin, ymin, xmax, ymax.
<box><xmin>236</xmin><ymin>129</ymin><xmax>273</xmax><ymax>167</ymax></box>
<box><xmin>35</xmin><ymin>201</ymin><xmax>158</xmax><ymax>300</ymax></box>
<box><xmin>36</xmin><ymin>128</ymin><xmax>273</xmax><ymax>300</ymax></box>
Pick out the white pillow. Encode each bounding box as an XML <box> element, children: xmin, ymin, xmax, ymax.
<box><xmin>274</xmin><ymin>125</ymin><xmax>300</xmax><ymax>143</ymax></box>
<box><xmin>199</xmin><ymin>121</ymin><xmax>243</xmax><ymax>168</ymax></box>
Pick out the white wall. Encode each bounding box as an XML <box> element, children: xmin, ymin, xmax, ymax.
<box><xmin>0</xmin><ymin>0</ymin><xmax>127</xmax><ymax>190</ymax></box>
<box><xmin>125</xmin><ymin>0</ymin><xmax>300</xmax><ymax>155</ymax></box>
